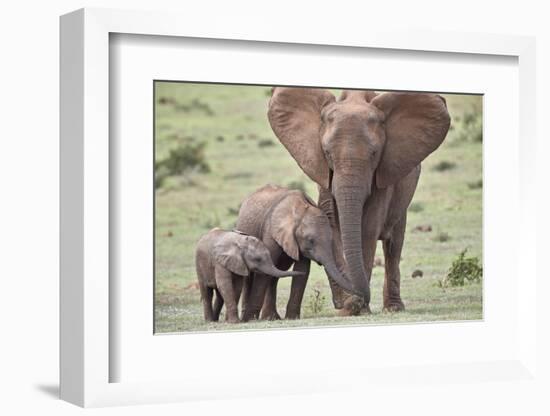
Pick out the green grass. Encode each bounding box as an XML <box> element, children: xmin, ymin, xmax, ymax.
<box><xmin>154</xmin><ymin>82</ymin><xmax>483</xmax><ymax>333</ymax></box>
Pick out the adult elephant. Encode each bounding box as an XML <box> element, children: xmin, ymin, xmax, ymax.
<box><xmin>268</xmin><ymin>88</ymin><xmax>450</xmax><ymax>315</ymax></box>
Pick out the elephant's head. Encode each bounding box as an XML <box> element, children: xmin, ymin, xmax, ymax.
<box><xmin>268</xmin><ymin>88</ymin><xmax>450</xmax><ymax>298</ymax></box>
<box><xmin>213</xmin><ymin>232</ymin><xmax>304</xmax><ymax>278</ymax></box>
<box><xmin>270</xmin><ymin>191</ymin><xmax>360</xmax><ymax>296</ymax></box>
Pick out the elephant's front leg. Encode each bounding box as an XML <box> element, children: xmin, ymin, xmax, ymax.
<box><xmin>285</xmin><ymin>258</ymin><xmax>310</xmax><ymax>319</ymax></box>
<box><xmin>382</xmin><ymin>215</ymin><xmax>406</xmax><ymax>312</ymax></box>
<box><xmin>214</xmin><ymin>265</ymin><xmax>240</xmax><ymax>323</ymax></box>
<box><xmin>260</xmin><ymin>278</ymin><xmax>281</xmax><ymax>320</ymax></box>
<box><xmin>241</xmin><ymin>272</ymin><xmax>270</xmax><ymax>322</ymax></box>
<box><xmin>240</xmin><ymin>275</ymin><xmax>251</xmax><ymax>317</ymax></box>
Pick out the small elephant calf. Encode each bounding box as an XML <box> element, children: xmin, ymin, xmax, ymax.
<box><xmin>195</xmin><ymin>228</ymin><xmax>304</xmax><ymax>323</ymax></box>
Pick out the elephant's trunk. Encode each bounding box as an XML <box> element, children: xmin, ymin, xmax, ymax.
<box><xmin>259</xmin><ymin>264</ymin><xmax>304</xmax><ymax>278</ymax></box>
<box><xmin>333</xmin><ymin>177</ymin><xmax>370</xmax><ymax>303</ymax></box>
<box><xmin>323</xmin><ymin>257</ymin><xmax>359</xmax><ymax>297</ymax></box>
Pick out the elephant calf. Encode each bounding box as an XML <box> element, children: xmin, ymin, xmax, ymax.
<box><xmin>195</xmin><ymin>228</ymin><xmax>303</xmax><ymax>323</ymax></box>
<box><xmin>236</xmin><ymin>185</ymin><xmax>358</xmax><ymax>321</ymax></box>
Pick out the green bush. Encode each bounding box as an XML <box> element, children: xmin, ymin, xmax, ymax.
<box><xmin>202</xmin><ymin>212</ymin><xmax>221</xmax><ymax>229</ymax></box>
<box><xmin>441</xmin><ymin>249</ymin><xmax>483</xmax><ymax>287</ymax></box>
<box><xmin>155</xmin><ymin>142</ymin><xmax>210</xmax><ymax>188</ymax></box>
<box><xmin>227</xmin><ymin>206</ymin><xmax>240</xmax><ymax>216</ymax></box>
<box><xmin>258</xmin><ymin>139</ymin><xmax>275</xmax><ymax>148</ymax></box>
<box><xmin>453</xmin><ymin>109</ymin><xmax>483</xmax><ymax>143</ymax></box>
<box><xmin>287</xmin><ymin>180</ymin><xmax>307</xmax><ymax>193</ymax></box>
<box><xmin>307</xmin><ymin>289</ymin><xmax>326</xmax><ymax>316</ymax></box>
<box><xmin>408</xmin><ymin>202</ymin><xmax>424</xmax><ymax>213</ymax></box>
<box><xmin>433</xmin><ymin>231</ymin><xmax>451</xmax><ymax>243</ymax></box>
<box><xmin>155</xmin><ymin>162</ymin><xmax>170</xmax><ymax>189</ymax></box>
<box><xmin>467</xmin><ymin>179</ymin><xmax>483</xmax><ymax>190</ymax></box>
<box><xmin>432</xmin><ymin>160</ymin><xmax>457</xmax><ymax>172</ymax></box>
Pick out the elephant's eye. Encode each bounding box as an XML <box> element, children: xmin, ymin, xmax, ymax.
<box><xmin>254</xmin><ymin>256</ymin><xmax>262</xmax><ymax>262</ymax></box>
<box><xmin>321</xmin><ymin>110</ymin><xmax>334</xmax><ymax>123</ymax></box>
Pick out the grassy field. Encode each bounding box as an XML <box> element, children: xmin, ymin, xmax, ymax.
<box><xmin>154</xmin><ymin>82</ymin><xmax>483</xmax><ymax>333</ymax></box>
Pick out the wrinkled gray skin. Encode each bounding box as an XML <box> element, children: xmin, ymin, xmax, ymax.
<box><xmin>195</xmin><ymin>228</ymin><xmax>304</xmax><ymax>323</ymax></box>
<box><xmin>236</xmin><ymin>185</ymin><xmax>358</xmax><ymax>321</ymax></box>
<box><xmin>268</xmin><ymin>88</ymin><xmax>450</xmax><ymax>315</ymax></box>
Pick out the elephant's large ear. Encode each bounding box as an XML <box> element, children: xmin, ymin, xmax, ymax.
<box><xmin>268</xmin><ymin>87</ymin><xmax>336</xmax><ymax>189</ymax></box>
<box><xmin>213</xmin><ymin>241</ymin><xmax>248</xmax><ymax>276</ymax></box>
<box><xmin>372</xmin><ymin>93</ymin><xmax>451</xmax><ymax>188</ymax></box>
<box><xmin>270</xmin><ymin>198</ymin><xmax>307</xmax><ymax>261</ymax></box>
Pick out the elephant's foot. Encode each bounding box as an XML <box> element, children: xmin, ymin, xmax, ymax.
<box><xmin>225</xmin><ymin>316</ymin><xmax>241</xmax><ymax>324</ymax></box>
<box><xmin>337</xmin><ymin>295</ymin><xmax>364</xmax><ymax>316</ymax></box>
<box><xmin>285</xmin><ymin>310</ymin><xmax>300</xmax><ymax>320</ymax></box>
<box><xmin>383</xmin><ymin>299</ymin><xmax>405</xmax><ymax>312</ymax></box>
<box><xmin>260</xmin><ymin>310</ymin><xmax>281</xmax><ymax>321</ymax></box>
<box><xmin>241</xmin><ymin>312</ymin><xmax>256</xmax><ymax>322</ymax></box>
<box><xmin>328</xmin><ymin>278</ymin><xmax>348</xmax><ymax>309</ymax></box>
<box><xmin>360</xmin><ymin>303</ymin><xmax>372</xmax><ymax>315</ymax></box>
<box><xmin>331</xmin><ymin>291</ymin><xmax>345</xmax><ymax>309</ymax></box>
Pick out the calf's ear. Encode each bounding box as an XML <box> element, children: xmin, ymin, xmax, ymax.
<box><xmin>213</xmin><ymin>243</ymin><xmax>248</xmax><ymax>276</ymax></box>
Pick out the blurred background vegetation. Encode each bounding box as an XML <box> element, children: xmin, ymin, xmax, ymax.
<box><xmin>154</xmin><ymin>82</ymin><xmax>483</xmax><ymax>333</ymax></box>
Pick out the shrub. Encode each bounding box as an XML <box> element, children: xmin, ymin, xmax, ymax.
<box><xmin>227</xmin><ymin>206</ymin><xmax>240</xmax><ymax>216</ymax></box>
<box><xmin>161</xmin><ymin>143</ymin><xmax>210</xmax><ymax>175</ymax></box>
<box><xmin>433</xmin><ymin>231</ymin><xmax>450</xmax><ymax>242</ymax></box>
<box><xmin>467</xmin><ymin>179</ymin><xmax>483</xmax><ymax>190</ymax></box>
<box><xmin>453</xmin><ymin>109</ymin><xmax>483</xmax><ymax>143</ymax></box>
<box><xmin>158</xmin><ymin>96</ymin><xmax>176</xmax><ymax>106</ymax></box>
<box><xmin>432</xmin><ymin>160</ymin><xmax>456</xmax><ymax>172</ymax></box>
<box><xmin>287</xmin><ymin>180</ymin><xmax>307</xmax><ymax>193</ymax></box>
<box><xmin>155</xmin><ymin>142</ymin><xmax>210</xmax><ymax>189</ymax></box>
<box><xmin>155</xmin><ymin>162</ymin><xmax>170</xmax><ymax>189</ymax></box>
<box><xmin>258</xmin><ymin>139</ymin><xmax>275</xmax><ymax>148</ymax></box>
<box><xmin>408</xmin><ymin>202</ymin><xmax>424</xmax><ymax>213</ymax></box>
<box><xmin>190</xmin><ymin>98</ymin><xmax>215</xmax><ymax>116</ymax></box>
<box><xmin>307</xmin><ymin>289</ymin><xmax>326</xmax><ymax>316</ymax></box>
<box><xmin>441</xmin><ymin>249</ymin><xmax>483</xmax><ymax>287</ymax></box>
<box><xmin>411</xmin><ymin>269</ymin><xmax>423</xmax><ymax>278</ymax></box>
<box><xmin>202</xmin><ymin>213</ymin><xmax>221</xmax><ymax>229</ymax></box>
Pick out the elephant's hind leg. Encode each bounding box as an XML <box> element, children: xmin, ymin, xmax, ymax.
<box><xmin>260</xmin><ymin>278</ymin><xmax>281</xmax><ymax>320</ymax></box>
<box><xmin>242</xmin><ymin>272</ymin><xmax>270</xmax><ymax>322</ymax></box>
<box><xmin>232</xmin><ymin>275</ymin><xmax>244</xmax><ymax>308</ymax></box>
<box><xmin>200</xmin><ymin>283</ymin><xmax>215</xmax><ymax>322</ymax></box>
<box><xmin>382</xmin><ymin>215</ymin><xmax>406</xmax><ymax>312</ymax></box>
<box><xmin>212</xmin><ymin>289</ymin><xmax>224</xmax><ymax>321</ymax></box>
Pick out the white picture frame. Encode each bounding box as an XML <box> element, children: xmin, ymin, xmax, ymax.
<box><xmin>60</xmin><ymin>7</ymin><xmax>539</xmax><ymax>408</ymax></box>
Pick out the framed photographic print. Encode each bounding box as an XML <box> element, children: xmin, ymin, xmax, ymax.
<box><xmin>152</xmin><ymin>80</ymin><xmax>483</xmax><ymax>334</ymax></box>
<box><xmin>60</xmin><ymin>7</ymin><xmax>540</xmax><ymax>409</ymax></box>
